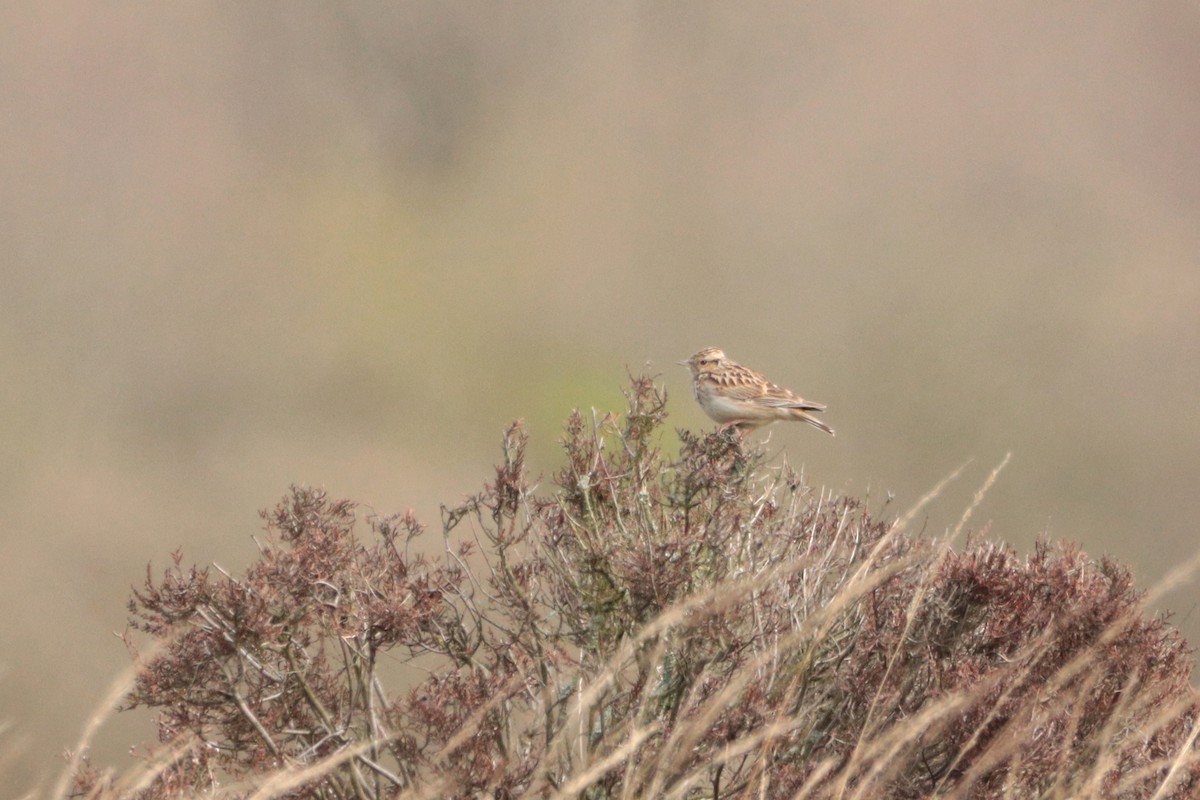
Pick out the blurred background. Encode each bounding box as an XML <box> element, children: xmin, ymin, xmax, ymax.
<box><xmin>3</xmin><ymin>2</ymin><xmax>1198</xmax><ymax>788</ymax></box>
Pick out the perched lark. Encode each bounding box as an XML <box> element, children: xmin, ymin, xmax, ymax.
<box><xmin>678</xmin><ymin>347</ymin><xmax>834</xmax><ymax>436</ymax></box>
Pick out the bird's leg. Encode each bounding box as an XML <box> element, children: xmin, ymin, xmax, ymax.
<box><xmin>719</xmin><ymin>422</ymin><xmax>750</xmax><ymax>440</ymax></box>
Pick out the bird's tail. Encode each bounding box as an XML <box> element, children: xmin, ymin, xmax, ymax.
<box><xmin>790</xmin><ymin>409</ymin><xmax>835</xmax><ymax>436</ymax></box>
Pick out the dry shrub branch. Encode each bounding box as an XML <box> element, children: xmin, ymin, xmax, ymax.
<box><xmin>72</xmin><ymin>376</ymin><xmax>1200</xmax><ymax>799</ymax></box>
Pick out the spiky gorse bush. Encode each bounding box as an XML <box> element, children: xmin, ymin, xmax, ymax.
<box><xmin>76</xmin><ymin>376</ymin><xmax>1199</xmax><ymax>798</ymax></box>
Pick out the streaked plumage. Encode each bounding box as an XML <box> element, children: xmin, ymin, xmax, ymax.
<box><xmin>678</xmin><ymin>347</ymin><xmax>834</xmax><ymax>436</ymax></box>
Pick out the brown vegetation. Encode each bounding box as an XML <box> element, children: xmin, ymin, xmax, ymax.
<box><xmin>70</xmin><ymin>377</ymin><xmax>1199</xmax><ymax>798</ymax></box>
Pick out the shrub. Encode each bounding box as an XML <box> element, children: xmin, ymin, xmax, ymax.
<box><xmin>73</xmin><ymin>376</ymin><xmax>1200</xmax><ymax>798</ymax></box>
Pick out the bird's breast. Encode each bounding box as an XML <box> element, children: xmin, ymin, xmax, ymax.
<box><xmin>698</xmin><ymin>392</ymin><xmax>763</xmax><ymax>423</ymax></box>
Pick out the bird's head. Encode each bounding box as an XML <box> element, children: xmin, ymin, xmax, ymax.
<box><xmin>677</xmin><ymin>347</ymin><xmax>727</xmax><ymax>375</ymax></box>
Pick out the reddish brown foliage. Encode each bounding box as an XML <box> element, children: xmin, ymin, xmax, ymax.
<box><xmin>75</xmin><ymin>376</ymin><xmax>1199</xmax><ymax>799</ymax></box>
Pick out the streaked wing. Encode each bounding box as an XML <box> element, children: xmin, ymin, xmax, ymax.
<box><xmin>759</xmin><ymin>382</ymin><xmax>826</xmax><ymax>411</ymax></box>
<box><xmin>701</xmin><ymin>363</ymin><xmax>771</xmax><ymax>401</ymax></box>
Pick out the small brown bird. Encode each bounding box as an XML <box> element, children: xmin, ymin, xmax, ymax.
<box><xmin>678</xmin><ymin>347</ymin><xmax>834</xmax><ymax>436</ymax></box>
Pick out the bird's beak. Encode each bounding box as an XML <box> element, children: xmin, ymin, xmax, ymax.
<box><xmin>676</xmin><ymin>359</ymin><xmax>690</xmax><ymax>366</ymax></box>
